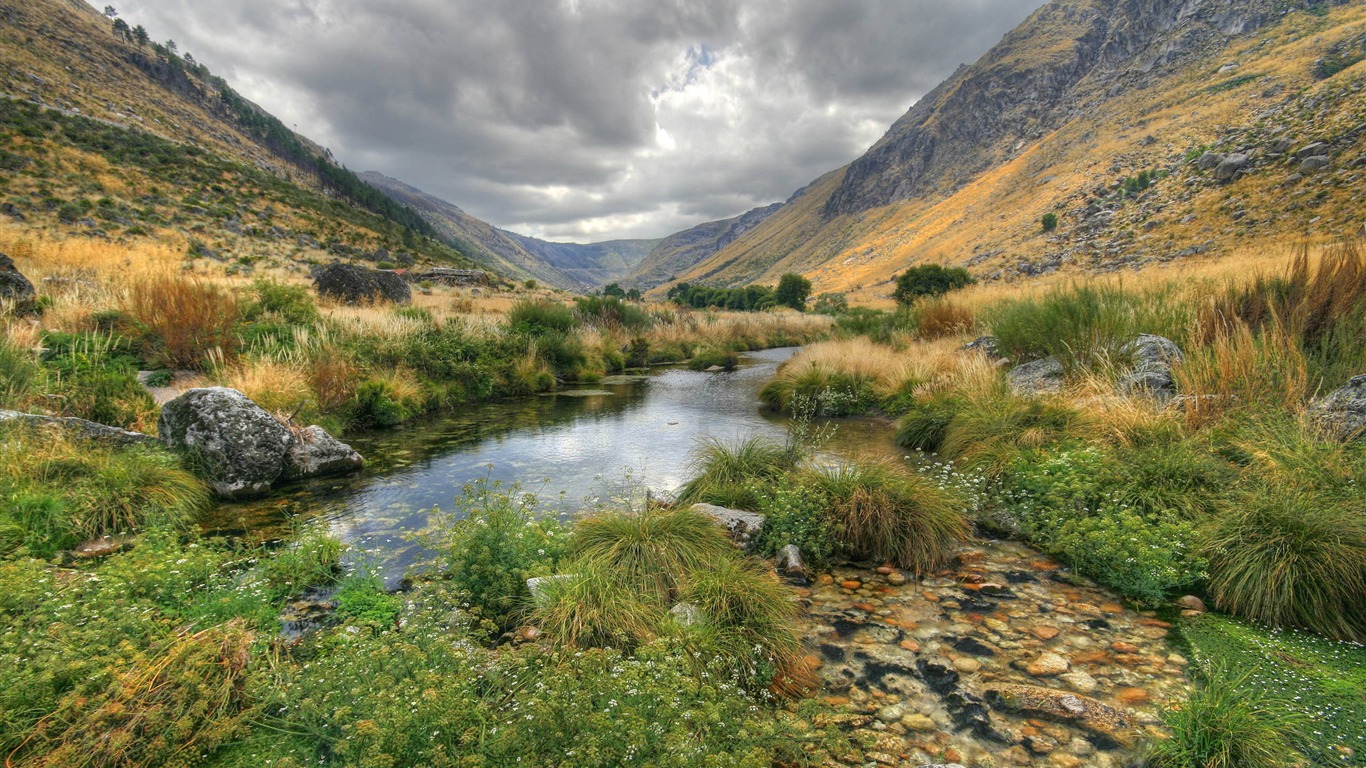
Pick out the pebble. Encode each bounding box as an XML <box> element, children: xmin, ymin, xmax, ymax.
<box><xmin>1166</xmin><ymin>653</ymin><xmax>1188</xmax><ymax>666</ymax></box>
<box><xmin>1029</xmin><ymin>625</ymin><xmax>1060</xmax><ymax>640</ymax></box>
<box><xmin>887</xmin><ymin>571</ymin><xmax>908</xmax><ymax>586</ymax></box>
<box><xmin>1058</xmin><ymin>671</ymin><xmax>1098</xmax><ymax>693</ymax></box>
<box><xmin>875</xmin><ymin>704</ymin><xmax>904</xmax><ymax>723</ymax></box>
<box><xmin>1110</xmin><ymin>641</ymin><xmax>1140</xmax><ymax>654</ymax></box>
<box><xmin>901</xmin><ymin>713</ymin><xmax>937</xmax><ymax>732</ymax></box>
<box><xmin>953</xmin><ymin>657</ymin><xmax>982</xmax><ymax>673</ymax></box>
<box><xmin>841</xmin><ymin>580</ymin><xmax>864</xmax><ymax>590</ymax></box>
<box><xmin>1116</xmin><ymin>687</ymin><xmax>1151</xmax><ymax>704</ymax></box>
<box><xmin>1026</xmin><ymin>652</ymin><xmax>1070</xmax><ymax>677</ymax></box>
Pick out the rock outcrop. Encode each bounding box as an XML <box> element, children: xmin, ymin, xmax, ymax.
<box><xmin>1008</xmin><ymin>357</ymin><xmax>1065</xmax><ymax>395</ymax></box>
<box><xmin>1311</xmin><ymin>374</ymin><xmax>1366</xmax><ymax>441</ymax></box>
<box><xmin>312</xmin><ymin>263</ymin><xmax>412</xmax><ymax>305</ymax></box>
<box><xmin>159</xmin><ymin>387</ymin><xmax>362</xmax><ymax>499</ymax></box>
<box><xmin>0</xmin><ymin>409</ymin><xmax>157</xmax><ymax>447</ymax></box>
<box><xmin>0</xmin><ymin>252</ymin><xmax>36</xmax><ymax>313</ymax></box>
<box><xmin>1117</xmin><ymin>333</ymin><xmax>1183</xmax><ymax>399</ymax></box>
<box><xmin>690</xmin><ymin>503</ymin><xmax>765</xmax><ymax>549</ymax></box>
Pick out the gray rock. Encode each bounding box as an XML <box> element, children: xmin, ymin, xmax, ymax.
<box><xmin>1195</xmin><ymin>151</ymin><xmax>1225</xmax><ymax>170</ymax></box>
<box><xmin>1008</xmin><ymin>357</ymin><xmax>1065</xmax><ymax>395</ymax></box>
<box><xmin>159</xmin><ymin>387</ymin><xmax>295</xmax><ymax>499</ymax></box>
<box><xmin>0</xmin><ymin>409</ymin><xmax>157</xmax><ymax>447</ymax></box>
<box><xmin>1214</xmin><ymin>153</ymin><xmax>1249</xmax><ymax>182</ymax></box>
<box><xmin>777</xmin><ymin>544</ymin><xmax>807</xmax><ymax>577</ymax></box>
<box><xmin>526</xmin><ymin>574</ymin><xmax>576</xmax><ymax>604</ymax></box>
<box><xmin>1117</xmin><ymin>333</ymin><xmax>1183</xmax><ymax>399</ymax></box>
<box><xmin>285</xmin><ymin>425</ymin><xmax>364</xmax><ymax>479</ymax></box>
<box><xmin>1311</xmin><ymin>374</ymin><xmax>1366</xmax><ymax>441</ymax></box>
<box><xmin>0</xmin><ymin>252</ymin><xmax>37</xmax><ymax>313</ymax></box>
<box><xmin>312</xmin><ymin>262</ymin><xmax>411</xmax><ymax>305</ymax></box>
<box><xmin>1295</xmin><ymin>141</ymin><xmax>1329</xmax><ymax>159</ymax></box>
<box><xmin>961</xmin><ymin>335</ymin><xmax>1007</xmax><ymax>362</ymax></box>
<box><xmin>690</xmin><ymin>503</ymin><xmax>764</xmax><ymax>548</ymax></box>
<box><xmin>1300</xmin><ymin>155</ymin><xmax>1331</xmax><ymax>173</ymax></box>
<box><xmin>669</xmin><ymin>602</ymin><xmax>703</xmax><ymax>626</ymax></box>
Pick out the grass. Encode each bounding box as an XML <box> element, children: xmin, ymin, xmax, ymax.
<box><xmin>127</xmin><ymin>275</ymin><xmax>241</xmax><ymax>370</ymax></box>
<box><xmin>1146</xmin><ymin>664</ymin><xmax>1306</xmax><ymax>768</ymax></box>
<box><xmin>674</xmin><ymin>436</ymin><xmax>799</xmax><ymax>510</ymax></box>
<box><xmin>803</xmin><ymin>460</ymin><xmax>969</xmax><ymax>574</ymax></box>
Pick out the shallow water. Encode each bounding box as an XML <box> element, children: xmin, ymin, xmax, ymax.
<box><xmin>204</xmin><ymin>347</ymin><xmax>899</xmax><ymax>581</ymax></box>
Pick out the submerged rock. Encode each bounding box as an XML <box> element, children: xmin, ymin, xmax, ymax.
<box><xmin>1008</xmin><ymin>356</ymin><xmax>1065</xmax><ymax>395</ymax></box>
<box><xmin>285</xmin><ymin>425</ymin><xmax>364</xmax><ymax>479</ymax></box>
<box><xmin>984</xmin><ymin>684</ymin><xmax>1134</xmax><ymax>747</ymax></box>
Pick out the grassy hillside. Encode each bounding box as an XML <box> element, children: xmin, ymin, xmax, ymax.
<box><xmin>670</xmin><ymin>1</ymin><xmax>1366</xmax><ymax>306</ymax></box>
<box><xmin>0</xmin><ymin>0</ymin><xmax>482</xmax><ymax>277</ymax></box>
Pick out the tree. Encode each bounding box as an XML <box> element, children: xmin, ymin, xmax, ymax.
<box><xmin>892</xmin><ymin>264</ymin><xmax>975</xmax><ymax>307</ymax></box>
<box><xmin>111</xmin><ymin>17</ymin><xmax>130</xmax><ymax>41</ymax></box>
<box><xmin>625</xmin><ymin>288</ymin><xmax>642</xmax><ymax>302</ymax></box>
<box><xmin>774</xmin><ymin>273</ymin><xmax>812</xmax><ymax>311</ymax></box>
<box><xmin>103</xmin><ymin>5</ymin><xmax>118</xmax><ymax>17</ymax></box>
<box><xmin>132</xmin><ymin>25</ymin><xmax>149</xmax><ymax>47</ymax></box>
<box><xmin>165</xmin><ymin>39</ymin><xmax>177</xmax><ymax>55</ymax></box>
<box><xmin>602</xmin><ymin>282</ymin><xmax>626</xmax><ymax>298</ymax></box>
<box><xmin>1041</xmin><ymin>212</ymin><xmax>1058</xmax><ymax>233</ymax></box>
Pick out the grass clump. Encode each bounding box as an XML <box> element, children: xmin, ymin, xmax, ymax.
<box><xmin>1145</xmin><ymin>664</ymin><xmax>1306</xmax><ymax>768</ymax></box>
<box><xmin>1203</xmin><ymin>486</ymin><xmax>1366</xmax><ymax>642</ymax></box>
<box><xmin>127</xmin><ymin>275</ymin><xmax>241</xmax><ymax>369</ymax></box>
<box><xmin>803</xmin><ymin>460</ymin><xmax>968</xmax><ymax>574</ymax></box>
<box><xmin>759</xmin><ymin>363</ymin><xmax>875</xmax><ymax>416</ymax></box>
<box><xmin>674</xmin><ymin>436</ymin><xmax>798</xmax><ymax>510</ymax></box>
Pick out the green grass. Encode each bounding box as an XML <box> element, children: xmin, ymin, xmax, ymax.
<box><xmin>567</xmin><ymin>504</ymin><xmax>737</xmax><ymax>600</ymax></box>
<box><xmin>803</xmin><ymin>460</ymin><xmax>968</xmax><ymax>574</ymax></box>
<box><xmin>1146</xmin><ymin>664</ymin><xmax>1306</xmax><ymax>768</ymax></box>
<box><xmin>939</xmin><ymin>387</ymin><xmax>1080</xmax><ymax>476</ymax></box>
<box><xmin>1182</xmin><ymin>615</ymin><xmax>1366</xmax><ymax>766</ymax></box>
<box><xmin>674</xmin><ymin>436</ymin><xmax>799</xmax><ymax>510</ymax></box>
<box><xmin>758</xmin><ymin>364</ymin><xmax>876</xmax><ymax>416</ymax></box>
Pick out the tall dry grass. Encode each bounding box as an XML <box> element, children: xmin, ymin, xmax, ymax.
<box><xmin>127</xmin><ymin>276</ymin><xmax>241</xmax><ymax>370</ymax></box>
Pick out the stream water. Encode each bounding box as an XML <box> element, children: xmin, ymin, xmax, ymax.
<box><xmin>205</xmin><ymin>345</ymin><xmax>1189</xmax><ymax>765</ymax></box>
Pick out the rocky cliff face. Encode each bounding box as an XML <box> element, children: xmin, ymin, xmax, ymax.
<box><xmin>824</xmin><ymin>0</ymin><xmax>1347</xmax><ymax>219</ymax></box>
<box><xmin>623</xmin><ymin>203</ymin><xmax>784</xmax><ymax>290</ymax></box>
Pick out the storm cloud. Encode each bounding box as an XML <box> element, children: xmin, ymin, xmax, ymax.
<box><xmin>103</xmin><ymin>0</ymin><xmax>1046</xmax><ymax>241</ymax></box>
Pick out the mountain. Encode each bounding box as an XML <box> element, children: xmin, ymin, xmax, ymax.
<box><xmin>359</xmin><ymin>171</ymin><xmax>658</xmax><ymax>291</ymax></box>
<box><xmin>662</xmin><ymin>0</ymin><xmax>1366</xmax><ymax>302</ymax></box>
<box><xmin>621</xmin><ymin>202</ymin><xmax>783</xmax><ymax>291</ymax></box>
<box><xmin>0</xmin><ymin>0</ymin><xmax>481</xmax><ymax>275</ymax></box>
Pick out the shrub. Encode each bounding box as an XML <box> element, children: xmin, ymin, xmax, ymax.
<box><xmin>759</xmin><ymin>363</ymin><xmax>877</xmax><ymax>417</ymax></box>
<box><xmin>892</xmin><ymin>264</ymin><xmax>975</xmax><ymax>307</ymax></box>
<box><xmin>127</xmin><ymin>275</ymin><xmax>240</xmax><ymax>369</ymax></box>
<box><xmin>812</xmin><ymin>293</ymin><xmax>849</xmax><ymax>315</ymax></box>
<box><xmin>348</xmin><ymin>379</ymin><xmax>408</xmax><ymax>428</ymax></box>
<box><xmin>574</xmin><ymin>295</ymin><xmax>653</xmax><ymax>331</ymax></box>
<box><xmin>246</xmin><ymin>278</ymin><xmax>320</xmax><ymax>325</ymax></box>
<box><xmin>509</xmin><ymin>299</ymin><xmax>578</xmax><ymax>335</ymax></box>
<box><xmin>1146</xmin><ymin>665</ymin><xmax>1306</xmax><ymax>768</ymax></box>
<box><xmin>1204</xmin><ymin>487</ymin><xmax>1366</xmax><ymax>641</ymax></box>
<box><xmin>677</xmin><ymin>556</ymin><xmax>803</xmax><ymax>691</ymax></box>
<box><xmin>1041</xmin><ymin>212</ymin><xmax>1058</xmax><ymax>232</ymax></box>
<box><xmin>687</xmin><ymin>347</ymin><xmax>739</xmax><ymax>372</ymax></box>
<box><xmin>804</xmin><ymin>460</ymin><xmax>968</xmax><ymax>574</ymax></box>
<box><xmin>435</xmin><ymin>481</ymin><xmax>565</xmax><ymax>637</ymax></box>
<box><xmin>911</xmin><ymin>296</ymin><xmax>976</xmax><ymax>339</ymax></box>
<box><xmin>940</xmin><ymin>389</ymin><xmax>1080</xmax><ymax>476</ymax></box>
<box><xmin>675</xmin><ymin>437</ymin><xmax>798</xmax><ymax>510</ymax></box>
<box><xmin>333</xmin><ymin>574</ymin><xmax>402</xmax><ymax>632</ymax></box>
<box><xmin>567</xmin><ymin>505</ymin><xmax>736</xmax><ymax>600</ymax></box>
<box><xmin>0</xmin><ymin>335</ymin><xmax>38</xmax><ymax>408</ymax></box>
<box><xmin>255</xmin><ymin>532</ymin><xmax>344</xmax><ymax>600</ymax></box>
<box><xmin>752</xmin><ymin>483</ymin><xmax>837</xmax><ymax>570</ymax></box>
<box><xmin>774</xmin><ymin>273</ymin><xmax>812</xmax><ymax>311</ymax></box>
<box><xmin>39</xmin><ymin>330</ymin><xmax>155</xmax><ymax>430</ymax></box>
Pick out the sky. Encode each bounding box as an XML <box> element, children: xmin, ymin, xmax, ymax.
<box><xmin>99</xmin><ymin>1</ymin><xmax>1047</xmax><ymax>242</ymax></box>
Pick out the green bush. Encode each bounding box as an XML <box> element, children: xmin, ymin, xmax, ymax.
<box><xmin>435</xmin><ymin>481</ymin><xmax>565</xmax><ymax>638</ymax></box>
<box><xmin>894</xmin><ymin>392</ymin><xmax>963</xmax><ymax>452</ymax></box>
<box><xmin>1041</xmin><ymin>212</ymin><xmax>1058</xmax><ymax>232</ymax></box>
<box><xmin>892</xmin><ymin>264</ymin><xmax>975</xmax><ymax>307</ymax></box>
<box><xmin>803</xmin><ymin>460</ymin><xmax>968</xmax><ymax>574</ymax></box>
<box><xmin>0</xmin><ymin>335</ymin><xmax>38</xmax><ymax>408</ymax></box>
<box><xmin>509</xmin><ymin>299</ymin><xmax>578</xmax><ymax>335</ymax></box>
<box><xmin>687</xmin><ymin>347</ymin><xmax>739</xmax><ymax>372</ymax></box>
<box><xmin>774</xmin><ymin>273</ymin><xmax>812</xmax><ymax>311</ymax></box>
<box><xmin>812</xmin><ymin>293</ymin><xmax>849</xmax><ymax>315</ymax></box>
<box><xmin>246</xmin><ymin>278</ymin><xmax>320</xmax><ymax>325</ymax></box>
<box><xmin>574</xmin><ymin>295</ymin><xmax>653</xmax><ymax>331</ymax></box>
<box><xmin>752</xmin><ymin>483</ymin><xmax>837</xmax><ymax>570</ymax></box>
<box><xmin>759</xmin><ymin>364</ymin><xmax>875</xmax><ymax>417</ymax></box>
<box><xmin>255</xmin><ymin>532</ymin><xmax>344</xmax><ymax>600</ymax></box>
<box><xmin>347</xmin><ymin>380</ymin><xmax>408</xmax><ymax>428</ymax></box>
<box><xmin>940</xmin><ymin>388</ymin><xmax>1080</xmax><ymax>476</ymax></box>
<box><xmin>1204</xmin><ymin>486</ymin><xmax>1366</xmax><ymax>641</ymax></box>
<box><xmin>334</xmin><ymin>574</ymin><xmax>401</xmax><ymax>631</ymax></box>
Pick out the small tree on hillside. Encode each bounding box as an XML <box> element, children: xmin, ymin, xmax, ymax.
<box><xmin>132</xmin><ymin>25</ymin><xmax>149</xmax><ymax>47</ymax></box>
<box><xmin>775</xmin><ymin>273</ymin><xmax>812</xmax><ymax>311</ymax></box>
<box><xmin>602</xmin><ymin>282</ymin><xmax>626</xmax><ymax>298</ymax></box>
<box><xmin>1041</xmin><ymin>212</ymin><xmax>1058</xmax><ymax>233</ymax></box>
<box><xmin>892</xmin><ymin>264</ymin><xmax>975</xmax><ymax>307</ymax></box>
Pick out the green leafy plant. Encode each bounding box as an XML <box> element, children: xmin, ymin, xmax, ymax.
<box><xmin>892</xmin><ymin>264</ymin><xmax>975</xmax><ymax>307</ymax></box>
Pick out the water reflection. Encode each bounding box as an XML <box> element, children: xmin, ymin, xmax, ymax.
<box><xmin>203</xmin><ymin>347</ymin><xmax>900</xmax><ymax>581</ymax></box>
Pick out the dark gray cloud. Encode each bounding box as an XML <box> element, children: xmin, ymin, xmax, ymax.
<box><xmin>101</xmin><ymin>0</ymin><xmax>1046</xmax><ymax>241</ymax></box>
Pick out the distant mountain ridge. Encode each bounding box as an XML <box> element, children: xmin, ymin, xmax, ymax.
<box><xmin>359</xmin><ymin>171</ymin><xmax>658</xmax><ymax>291</ymax></box>
<box><xmin>662</xmin><ymin>0</ymin><xmax>1366</xmax><ymax>302</ymax></box>
<box><xmin>620</xmin><ymin>202</ymin><xmax>783</xmax><ymax>291</ymax></box>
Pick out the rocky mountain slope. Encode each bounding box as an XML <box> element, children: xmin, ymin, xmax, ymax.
<box><xmin>621</xmin><ymin>202</ymin><xmax>783</xmax><ymax>291</ymax></box>
<box><xmin>663</xmin><ymin>0</ymin><xmax>1366</xmax><ymax>303</ymax></box>
<box><xmin>359</xmin><ymin>171</ymin><xmax>657</xmax><ymax>291</ymax></box>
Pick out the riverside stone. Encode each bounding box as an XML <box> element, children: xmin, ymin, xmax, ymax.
<box><xmin>690</xmin><ymin>503</ymin><xmax>764</xmax><ymax>547</ymax></box>
<box><xmin>1027</xmin><ymin>652</ymin><xmax>1071</xmax><ymax>677</ymax></box>
<box><xmin>984</xmin><ymin>684</ymin><xmax>1134</xmax><ymax>747</ymax></box>
<box><xmin>1008</xmin><ymin>357</ymin><xmax>1065</xmax><ymax>395</ymax></box>
<box><xmin>0</xmin><ymin>409</ymin><xmax>157</xmax><ymax>448</ymax></box>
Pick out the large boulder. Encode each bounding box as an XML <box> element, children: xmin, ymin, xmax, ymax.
<box><xmin>159</xmin><ymin>388</ymin><xmax>296</xmax><ymax>499</ymax></box>
<box><xmin>159</xmin><ymin>388</ymin><xmax>364</xmax><ymax>499</ymax></box>
<box><xmin>1007</xmin><ymin>356</ymin><xmax>1065</xmax><ymax>395</ymax></box>
<box><xmin>312</xmin><ymin>263</ymin><xmax>411</xmax><ymax>305</ymax></box>
<box><xmin>284</xmin><ymin>425</ymin><xmax>364</xmax><ymax>479</ymax></box>
<box><xmin>1311</xmin><ymin>374</ymin><xmax>1366</xmax><ymax>441</ymax></box>
<box><xmin>1213</xmin><ymin>153</ymin><xmax>1249</xmax><ymax>182</ymax></box>
<box><xmin>0</xmin><ymin>410</ymin><xmax>156</xmax><ymax>448</ymax></box>
<box><xmin>0</xmin><ymin>252</ymin><xmax>36</xmax><ymax>313</ymax></box>
<box><xmin>1117</xmin><ymin>333</ymin><xmax>1183</xmax><ymax>400</ymax></box>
